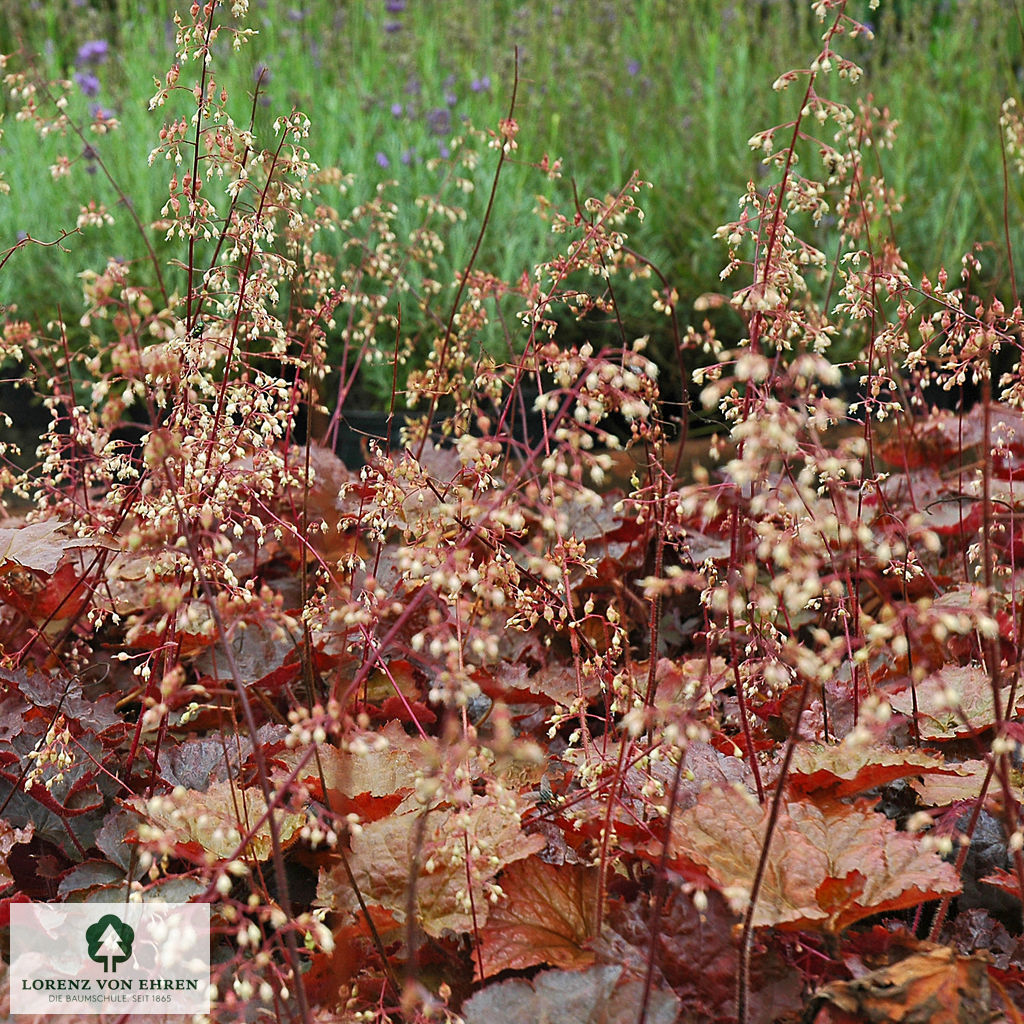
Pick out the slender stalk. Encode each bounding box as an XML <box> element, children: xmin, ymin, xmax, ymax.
<box><xmin>183</xmin><ymin>5</ymin><xmax>217</xmax><ymax>332</ymax></box>
<box><xmin>636</xmin><ymin>742</ymin><xmax>687</xmax><ymax>1024</ymax></box>
<box><xmin>735</xmin><ymin>673</ymin><xmax>812</xmax><ymax>1024</ymax></box>
<box><xmin>414</xmin><ymin>48</ymin><xmax>519</xmax><ymax>461</ymax></box>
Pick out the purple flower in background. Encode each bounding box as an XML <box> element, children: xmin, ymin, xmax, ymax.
<box><xmin>385</xmin><ymin>0</ymin><xmax>406</xmax><ymax>11</ymax></box>
<box><xmin>470</xmin><ymin>75</ymin><xmax>491</xmax><ymax>93</ymax></box>
<box><xmin>286</xmin><ymin>7</ymin><xmax>304</xmax><ymax>20</ymax></box>
<box><xmin>626</xmin><ymin>59</ymin><xmax>640</xmax><ymax>76</ymax></box>
<box><xmin>89</xmin><ymin>103</ymin><xmax>115</xmax><ymax>119</ymax></box>
<box><xmin>76</xmin><ymin>39</ymin><xmax>109</xmax><ymax>65</ymax></box>
<box><xmin>438</xmin><ymin>142</ymin><xmax>450</xmax><ymax>159</ymax></box>
<box><xmin>73</xmin><ymin>70</ymin><xmax>101</xmax><ymax>97</ymax></box>
<box><xmin>401</xmin><ymin>149</ymin><xmax>414</xmax><ymax>165</ymax></box>
<box><xmin>445</xmin><ymin>89</ymin><xmax>457</xmax><ymax>107</ymax></box>
<box><xmin>253</xmin><ymin>64</ymin><xmax>272</xmax><ymax>105</ymax></box>
<box><xmin>391</xmin><ymin>102</ymin><xmax>403</xmax><ymax>117</ymax></box>
<box><xmin>384</xmin><ymin>20</ymin><xmax>401</xmax><ymax>33</ymax></box>
<box><xmin>375</xmin><ymin>151</ymin><xmax>390</xmax><ymax>168</ymax></box>
<box><xmin>426</xmin><ymin>107</ymin><xmax>451</xmax><ymax>137</ymax></box>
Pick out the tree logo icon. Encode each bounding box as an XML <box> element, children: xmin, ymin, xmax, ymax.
<box><xmin>85</xmin><ymin>915</ymin><xmax>135</xmax><ymax>973</ymax></box>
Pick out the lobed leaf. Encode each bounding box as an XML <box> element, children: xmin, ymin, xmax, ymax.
<box><xmin>0</xmin><ymin>519</ymin><xmax>109</xmax><ymax>576</ymax></box>
<box><xmin>477</xmin><ymin>858</ymin><xmax>599</xmax><ymax>976</ymax></box>
<box><xmin>785</xmin><ymin>741</ymin><xmax>955</xmax><ymax>798</ymax></box>
<box><xmin>889</xmin><ymin>664</ymin><xmax>1024</xmax><ymax>739</ymax></box>
<box><xmin>670</xmin><ymin>785</ymin><xmax>960</xmax><ymax>932</ymax></box>
<box><xmin>462</xmin><ymin>965</ymin><xmax>681</xmax><ymax>1024</ymax></box>
<box><xmin>807</xmin><ymin>946</ymin><xmax>992</xmax><ymax>1024</ymax></box>
<box><xmin>135</xmin><ymin>779</ymin><xmax>307</xmax><ymax>862</ymax></box>
<box><xmin>318</xmin><ymin>792</ymin><xmax>544</xmax><ymax>938</ymax></box>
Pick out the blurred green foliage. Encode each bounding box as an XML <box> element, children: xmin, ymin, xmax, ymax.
<box><xmin>0</xmin><ymin>0</ymin><xmax>1021</xmax><ymax>399</ymax></box>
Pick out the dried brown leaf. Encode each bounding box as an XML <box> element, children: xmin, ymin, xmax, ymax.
<box><xmin>276</xmin><ymin>722</ymin><xmax>422</xmax><ymax>820</ymax></box>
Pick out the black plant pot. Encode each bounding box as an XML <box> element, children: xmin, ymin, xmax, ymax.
<box><xmin>330</xmin><ymin>394</ymin><xmax>549</xmax><ymax>470</ymax></box>
<box><xmin>332</xmin><ymin>409</ymin><xmax>415</xmax><ymax>468</ymax></box>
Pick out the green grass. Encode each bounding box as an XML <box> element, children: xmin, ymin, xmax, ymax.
<box><xmin>0</xmin><ymin>0</ymin><xmax>1022</xmax><ymax>402</ymax></box>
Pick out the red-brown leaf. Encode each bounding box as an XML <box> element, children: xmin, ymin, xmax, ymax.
<box><xmin>980</xmin><ymin>867</ymin><xmax>1023</xmax><ymax>902</ymax></box>
<box><xmin>808</xmin><ymin>946</ymin><xmax>992</xmax><ymax>1024</ymax></box>
<box><xmin>911</xmin><ymin>757</ymin><xmax>1023</xmax><ymax>809</ymax></box>
<box><xmin>785</xmin><ymin>741</ymin><xmax>954</xmax><ymax>798</ymax></box>
<box><xmin>0</xmin><ymin>519</ymin><xmax>107</xmax><ymax>575</ymax></box>
<box><xmin>0</xmin><ymin>820</ymin><xmax>33</xmax><ymax>892</ymax></box>
<box><xmin>462</xmin><ymin>965</ymin><xmax>681</xmax><ymax>1024</ymax></box>
<box><xmin>670</xmin><ymin>786</ymin><xmax>960</xmax><ymax>932</ymax></box>
<box><xmin>889</xmin><ymin>664</ymin><xmax>1023</xmax><ymax>739</ymax></box>
<box><xmin>318</xmin><ymin>793</ymin><xmax>545</xmax><ymax>938</ymax></box>
<box><xmin>477</xmin><ymin>858</ymin><xmax>599</xmax><ymax>976</ymax></box>
<box><xmin>602</xmin><ymin>887</ymin><xmax>803</xmax><ymax>1024</ymax></box>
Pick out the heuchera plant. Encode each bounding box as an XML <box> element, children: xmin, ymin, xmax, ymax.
<box><xmin>0</xmin><ymin>1</ymin><xmax>1023</xmax><ymax>1022</ymax></box>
